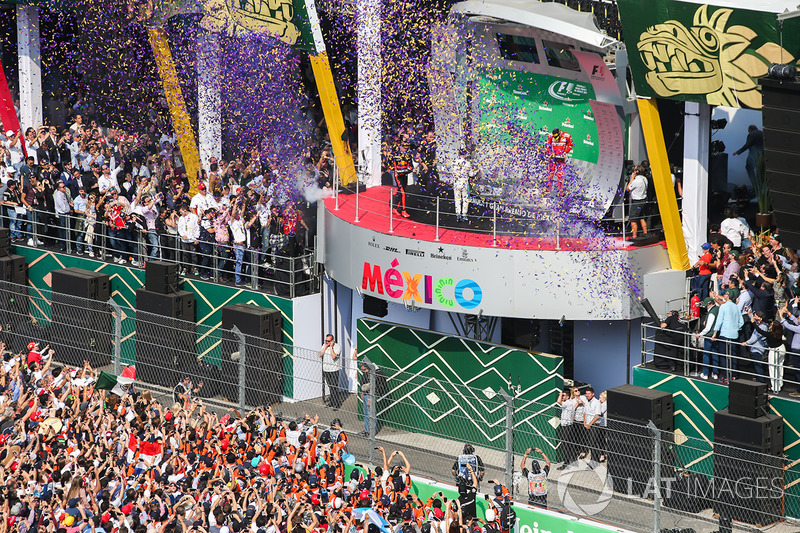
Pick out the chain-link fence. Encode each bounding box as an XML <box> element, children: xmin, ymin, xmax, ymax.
<box><xmin>0</xmin><ymin>280</ymin><xmax>797</xmax><ymax>532</ymax></box>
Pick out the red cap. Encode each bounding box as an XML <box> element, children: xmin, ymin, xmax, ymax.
<box><xmin>27</xmin><ymin>342</ymin><xmax>37</xmax><ymax>351</ymax></box>
<box><xmin>164</xmin><ymin>412</ymin><xmax>173</xmax><ymax>422</ymax></box>
<box><xmin>310</xmin><ymin>494</ymin><xmax>320</xmax><ymax>506</ymax></box>
<box><xmin>258</xmin><ymin>463</ymin><xmax>270</xmax><ymax>476</ymax></box>
<box><xmin>198</xmin><ymin>183</ymin><xmax>206</xmax><ymax>190</ymax></box>
<box><xmin>121</xmin><ymin>503</ymin><xmax>134</xmax><ymax>515</ymax></box>
<box><xmin>101</xmin><ymin>513</ymin><xmax>111</xmax><ymax>524</ymax></box>
<box><xmin>359</xmin><ymin>490</ymin><xmax>371</xmax><ymax>501</ymax></box>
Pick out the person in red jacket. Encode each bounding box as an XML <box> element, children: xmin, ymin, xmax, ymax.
<box><xmin>545</xmin><ymin>129</ymin><xmax>573</xmax><ymax>194</ymax></box>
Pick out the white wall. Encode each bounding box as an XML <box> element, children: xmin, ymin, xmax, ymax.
<box><xmin>292</xmin><ymin>292</ymin><xmax>323</xmax><ymax>401</ymax></box>
<box><xmin>710</xmin><ymin>106</ymin><xmax>762</xmax><ymax>192</ymax></box>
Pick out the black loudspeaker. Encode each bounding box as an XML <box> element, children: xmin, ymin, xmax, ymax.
<box><xmin>50</xmin><ymin>293</ymin><xmax>112</xmax><ymax>368</ymax></box>
<box><xmin>662</xmin><ymin>472</ymin><xmax>711</xmax><ymax>513</ymax></box>
<box><xmin>363</xmin><ymin>295</ymin><xmax>388</xmax><ymax>317</ymax></box>
<box><xmin>714</xmin><ymin>409</ymin><xmax>783</xmax><ymax>455</ymax></box>
<box><xmin>713</xmin><ymin>441</ymin><xmax>783</xmax><ymax>525</ymax></box>
<box><xmin>135</xmin><ymin>290</ymin><xmax>197</xmax><ymax>389</ymax></box>
<box><xmin>273</xmin><ymin>250</ymin><xmax>309</xmax><ymax>298</ymax></box>
<box><xmin>606</xmin><ymin>419</ymin><xmax>673</xmax><ymax>496</ymax></box>
<box><xmin>145</xmin><ymin>261</ymin><xmax>179</xmax><ymax>294</ymax></box>
<box><xmin>221</xmin><ymin>303</ymin><xmax>282</xmax><ymax>342</ymax></box>
<box><xmin>0</xmin><ymin>283</ymin><xmax>30</xmax><ymax>352</ymax></box>
<box><xmin>709</xmin><ymin>152</ymin><xmax>728</xmax><ymax>192</ymax></box>
<box><xmin>0</xmin><ymin>255</ymin><xmax>26</xmax><ymax>285</ymax></box>
<box><xmin>501</xmin><ymin>318</ymin><xmax>541</xmax><ymax>351</ymax></box>
<box><xmin>51</xmin><ymin>268</ymin><xmax>110</xmax><ymax>301</ymax></box>
<box><xmin>760</xmin><ymin>76</ymin><xmax>800</xmax><ymax>249</ymax></box>
<box><xmin>219</xmin><ymin>304</ymin><xmax>284</xmax><ymax>407</ymax></box>
<box><xmin>728</xmin><ymin>379</ymin><xmax>768</xmax><ymax>418</ymax></box>
<box><xmin>607</xmin><ymin>384</ymin><xmax>674</xmax><ymax>430</ymax></box>
<box><xmin>135</xmin><ymin>289</ymin><xmax>195</xmax><ymax>319</ymax></box>
<box><xmin>0</xmin><ymin>228</ymin><xmax>10</xmax><ymax>257</ymax></box>
<box><xmin>50</xmin><ymin>269</ymin><xmax>112</xmax><ymax>368</ymax></box>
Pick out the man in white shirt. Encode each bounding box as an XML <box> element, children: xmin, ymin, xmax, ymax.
<box><xmin>581</xmin><ymin>387</ymin><xmax>602</xmax><ymax>466</ymax></box>
<box><xmin>719</xmin><ymin>208</ymin><xmax>750</xmax><ymax>249</ymax></box>
<box><xmin>177</xmin><ymin>204</ymin><xmax>200</xmax><ymax>276</ymax></box>
<box><xmin>318</xmin><ymin>334</ymin><xmax>342</xmax><ymax>408</ymax></box>
<box><xmin>229</xmin><ymin>203</ymin><xmax>247</xmax><ymax>286</ymax></box>
<box><xmin>189</xmin><ymin>183</ymin><xmax>212</xmax><ymax>216</ymax></box>
<box><xmin>3</xmin><ymin>130</ymin><xmax>23</xmax><ymax>168</ymax></box>
<box><xmin>626</xmin><ymin>166</ymin><xmax>649</xmax><ymax>239</ymax></box>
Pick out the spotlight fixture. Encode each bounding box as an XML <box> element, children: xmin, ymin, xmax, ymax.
<box><xmin>768</xmin><ymin>63</ymin><xmax>797</xmax><ymax>80</ymax></box>
<box><xmin>710</xmin><ymin>118</ymin><xmax>728</xmax><ymax>130</ymax></box>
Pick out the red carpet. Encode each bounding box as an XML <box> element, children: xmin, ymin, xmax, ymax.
<box><xmin>324</xmin><ymin>186</ymin><xmax>664</xmax><ymax>252</ymax></box>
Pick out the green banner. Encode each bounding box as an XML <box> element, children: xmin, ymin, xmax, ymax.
<box><xmin>357</xmin><ymin>319</ymin><xmax>564</xmax><ymax>459</ymax></box>
<box><xmin>477</xmin><ymin>69</ymin><xmax>600</xmax><ymax>164</ymax></box>
<box><xmin>146</xmin><ymin>0</ymin><xmax>316</xmax><ymax>51</ymax></box>
<box><xmin>618</xmin><ymin>0</ymin><xmax>800</xmax><ymax>109</ymax></box>
<box><xmin>200</xmin><ymin>0</ymin><xmax>315</xmax><ymax>51</ymax></box>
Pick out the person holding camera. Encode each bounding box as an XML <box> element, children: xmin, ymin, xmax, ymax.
<box><xmin>454</xmin><ymin>461</ymin><xmax>478</xmax><ymax>521</ymax></box>
<box><xmin>318</xmin><ymin>334</ymin><xmax>342</xmax><ymax>409</ymax></box>
<box><xmin>520</xmin><ymin>447</ymin><xmax>550</xmax><ymax>509</ymax></box>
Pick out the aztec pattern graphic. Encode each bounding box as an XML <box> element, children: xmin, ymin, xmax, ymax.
<box><xmin>634</xmin><ymin>367</ymin><xmax>800</xmax><ymax>518</ymax></box>
<box><xmin>15</xmin><ymin>247</ymin><xmax>296</xmax><ymax>395</ymax></box>
<box><xmin>357</xmin><ymin>319</ymin><xmax>564</xmax><ymax>457</ymax></box>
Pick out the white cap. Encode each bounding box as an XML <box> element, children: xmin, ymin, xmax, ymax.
<box><xmin>5</xmin><ymin>130</ymin><xmax>14</xmax><ymax>137</ymax></box>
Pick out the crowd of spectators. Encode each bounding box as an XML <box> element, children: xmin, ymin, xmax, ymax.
<box><xmin>0</xmin><ymin>338</ymin><xmax>537</xmax><ymax>533</ymax></box>
<box><xmin>679</xmin><ymin>228</ymin><xmax>800</xmax><ymax>392</ymax></box>
<box><xmin>0</xmin><ymin>110</ymin><xmax>336</xmax><ymax>287</ymax></box>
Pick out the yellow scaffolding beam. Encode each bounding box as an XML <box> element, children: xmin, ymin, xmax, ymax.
<box><xmin>637</xmin><ymin>98</ymin><xmax>690</xmax><ymax>270</ymax></box>
<box><xmin>310</xmin><ymin>52</ymin><xmax>358</xmax><ymax>187</ymax></box>
<box><xmin>148</xmin><ymin>28</ymin><xmax>202</xmax><ymax>196</ymax></box>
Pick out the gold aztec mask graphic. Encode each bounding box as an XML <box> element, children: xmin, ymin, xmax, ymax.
<box><xmin>637</xmin><ymin>4</ymin><xmax>796</xmax><ymax>108</ymax></box>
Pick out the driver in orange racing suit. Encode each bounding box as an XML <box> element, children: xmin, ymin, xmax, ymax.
<box><xmin>545</xmin><ymin>128</ymin><xmax>573</xmax><ymax>194</ymax></box>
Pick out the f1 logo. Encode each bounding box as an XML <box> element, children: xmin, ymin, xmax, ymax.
<box><xmin>591</xmin><ymin>65</ymin><xmax>602</xmax><ymax>76</ymax></box>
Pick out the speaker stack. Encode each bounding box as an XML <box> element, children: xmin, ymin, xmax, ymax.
<box><xmin>0</xmin><ymin>241</ymin><xmax>28</xmax><ymax>351</ymax></box>
<box><xmin>713</xmin><ymin>380</ymin><xmax>784</xmax><ymax>526</ymax></box>
<box><xmin>219</xmin><ymin>303</ymin><xmax>284</xmax><ymax>407</ymax></box>
<box><xmin>606</xmin><ymin>385</ymin><xmax>674</xmax><ymax>495</ymax></box>
<box><xmin>728</xmin><ymin>379</ymin><xmax>768</xmax><ymax>418</ymax></box>
<box><xmin>136</xmin><ymin>261</ymin><xmax>196</xmax><ymax>389</ymax></box>
<box><xmin>760</xmin><ymin>76</ymin><xmax>800</xmax><ymax>248</ymax></box>
<box><xmin>50</xmin><ymin>268</ymin><xmax>112</xmax><ymax>368</ymax></box>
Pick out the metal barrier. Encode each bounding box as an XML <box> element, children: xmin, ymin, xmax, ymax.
<box><xmin>331</xmin><ymin>180</ymin><xmax>671</xmax><ymax>242</ymax></box>
<box><xmin>0</xmin><ymin>207</ymin><xmax>319</xmax><ymax>298</ymax></box>
<box><xmin>0</xmin><ymin>280</ymin><xmax>792</xmax><ymax>533</ymax></box>
<box><xmin>642</xmin><ymin>321</ymin><xmax>800</xmax><ymax>393</ymax></box>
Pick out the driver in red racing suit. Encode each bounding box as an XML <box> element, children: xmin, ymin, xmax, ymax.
<box><xmin>545</xmin><ymin>128</ymin><xmax>573</xmax><ymax>194</ymax></box>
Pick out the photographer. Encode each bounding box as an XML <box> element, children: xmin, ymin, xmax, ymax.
<box><xmin>453</xmin><ymin>457</ymin><xmax>478</xmax><ymax>521</ymax></box>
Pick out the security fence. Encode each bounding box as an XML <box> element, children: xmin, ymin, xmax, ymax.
<box><xmin>0</xmin><ymin>280</ymin><xmax>797</xmax><ymax>532</ymax></box>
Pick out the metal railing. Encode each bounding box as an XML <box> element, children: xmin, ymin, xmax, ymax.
<box><xmin>642</xmin><ymin>321</ymin><xmax>800</xmax><ymax>392</ymax></box>
<box><xmin>332</xmin><ymin>175</ymin><xmax>671</xmax><ymax>245</ymax></box>
<box><xmin>0</xmin><ymin>280</ymin><xmax>792</xmax><ymax>532</ymax></box>
<box><xmin>0</xmin><ymin>206</ymin><xmax>319</xmax><ymax>298</ymax></box>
